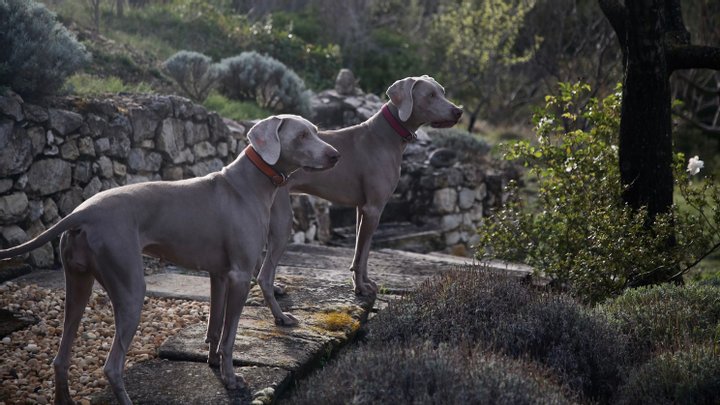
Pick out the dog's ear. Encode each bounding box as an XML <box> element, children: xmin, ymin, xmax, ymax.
<box><xmin>386</xmin><ymin>77</ymin><xmax>417</xmax><ymax>122</ymax></box>
<box><xmin>420</xmin><ymin>75</ymin><xmax>445</xmax><ymax>94</ymax></box>
<box><xmin>247</xmin><ymin>116</ymin><xmax>284</xmax><ymax>165</ymax></box>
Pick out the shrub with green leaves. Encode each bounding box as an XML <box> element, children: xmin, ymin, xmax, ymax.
<box><xmin>477</xmin><ymin>82</ymin><xmax>720</xmax><ymax>303</ymax></box>
<box><xmin>287</xmin><ymin>342</ymin><xmax>572</xmax><ymax>405</ymax></box>
<box><xmin>0</xmin><ymin>0</ymin><xmax>89</xmax><ymax>99</ymax></box>
<box><xmin>162</xmin><ymin>51</ymin><xmax>221</xmax><ymax>102</ymax></box>
<box><xmin>616</xmin><ymin>346</ymin><xmax>720</xmax><ymax>405</ymax></box>
<box><xmin>598</xmin><ymin>283</ymin><xmax>720</xmax><ymax>355</ymax></box>
<box><xmin>369</xmin><ymin>269</ymin><xmax>630</xmax><ymax>402</ymax></box>
<box><xmin>217</xmin><ymin>51</ymin><xmax>311</xmax><ymax>115</ymax></box>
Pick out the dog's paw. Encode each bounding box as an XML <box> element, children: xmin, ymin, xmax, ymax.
<box><xmin>353</xmin><ymin>281</ymin><xmax>377</xmax><ymax>297</ymax></box>
<box><xmin>207</xmin><ymin>353</ymin><xmax>221</xmax><ymax>368</ymax></box>
<box><xmin>275</xmin><ymin>312</ymin><xmax>299</xmax><ymax>327</ymax></box>
<box><xmin>221</xmin><ymin>369</ymin><xmax>246</xmax><ymax>391</ymax></box>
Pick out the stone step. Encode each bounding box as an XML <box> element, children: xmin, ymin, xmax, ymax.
<box><xmin>330</xmin><ymin>221</ymin><xmax>444</xmax><ymax>253</ymax></box>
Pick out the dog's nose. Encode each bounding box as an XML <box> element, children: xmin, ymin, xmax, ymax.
<box><xmin>327</xmin><ymin>149</ymin><xmax>340</xmax><ymax>166</ymax></box>
<box><xmin>452</xmin><ymin>107</ymin><xmax>463</xmax><ymax>120</ymax></box>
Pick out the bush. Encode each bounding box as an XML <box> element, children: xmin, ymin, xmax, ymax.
<box><xmin>368</xmin><ymin>269</ymin><xmax>630</xmax><ymax>402</ymax></box>
<box><xmin>287</xmin><ymin>342</ymin><xmax>572</xmax><ymax>405</ymax></box>
<box><xmin>0</xmin><ymin>0</ymin><xmax>89</xmax><ymax>99</ymax></box>
<box><xmin>427</xmin><ymin>127</ymin><xmax>491</xmax><ymax>163</ymax></box>
<box><xmin>598</xmin><ymin>283</ymin><xmax>720</xmax><ymax>355</ymax></box>
<box><xmin>202</xmin><ymin>92</ymin><xmax>272</xmax><ymax>121</ymax></box>
<box><xmin>217</xmin><ymin>51</ymin><xmax>311</xmax><ymax>115</ymax></box>
<box><xmin>64</xmin><ymin>73</ymin><xmax>153</xmax><ymax>96</ymax></box>
<box><xmin>616</xmin><ymin>346</ymin><xmax>720</xmax><ymax>405</ymax></box>
<box><xmin>477</xmin><ymin>82</ymin><xmax>720</xmax><ymax>304</ymax></box>
<box><xmin>162</xmin><ymin>51</ymin><xmax>221</xmax><ymax>102</ymax></box>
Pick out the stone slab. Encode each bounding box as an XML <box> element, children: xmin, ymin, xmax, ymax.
<box><xmin>91</xmin><ymin>359</ymin><xmax>289</xmax><ymax>405</ymax></box>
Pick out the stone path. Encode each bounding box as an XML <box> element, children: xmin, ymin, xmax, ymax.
<box><xmin>3</xmin><ymin>245</ymin><xmax>534</xmax><ymax>404</ymax></box>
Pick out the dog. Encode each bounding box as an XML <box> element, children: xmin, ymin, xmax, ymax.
<box><xmin>0</xmin><ymin>115</ymin><xmax>340</xmax><ymax>404</ymax></box>
<box><xmin>250</xmin><ymin>75</ymin><xmax>463</xmax><ymax>326</ymax></box>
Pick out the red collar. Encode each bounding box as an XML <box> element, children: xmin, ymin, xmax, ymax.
<box><xmin>244</xmin><ymin>145</ymin><xmax>287</xmax><ymax>186</ymax></box>
<box><xmin>381</xmin><ymin>103</ymin><xmax>416</xmax><ymax>142</ymax></box>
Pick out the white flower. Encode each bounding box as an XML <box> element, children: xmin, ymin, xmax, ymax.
<box><xmin>687</xmin><ymin>155</ymin><xmax>704</xmax><ymax>175</ymax></box>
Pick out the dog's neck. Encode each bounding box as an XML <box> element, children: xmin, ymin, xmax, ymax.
<box><xmin>364</xmin><ymin>104</ymin><xmax>421</xmax><ymax>153</ymax></box>
<box><xmin>222</xmin><ymin>152</ymin><xmax>284</xmax><ymax>203</ymax></box>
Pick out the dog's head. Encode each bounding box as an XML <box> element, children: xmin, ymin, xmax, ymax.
<box><xmin>386</xmin><ymin>75</ymin><xmax>463</xmax><ymax>128</ymax></box>
<box><xmin>247</xmin><ymin>115</ymin><xmax>340</xmax><ymax>172</ymax></box>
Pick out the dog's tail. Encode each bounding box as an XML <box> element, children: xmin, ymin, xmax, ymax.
<box><xmin>0</xmin><ymin>211</ymin><xmax>84</xmax><ymax>260</ymax></box>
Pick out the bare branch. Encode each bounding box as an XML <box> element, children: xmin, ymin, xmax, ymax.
<box><xmin>668</xmin><ymin>45</ymin><xmax>720</xmax><ymax>71</ymax></box>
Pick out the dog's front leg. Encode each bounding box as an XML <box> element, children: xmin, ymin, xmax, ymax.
<box><xmin>218</xmin><ymin>268</ymin><xmax>251</xmax><ymax>389</ymax></box>
<box><xmin>206</xmin><ymin>273</ymin><xmax>227</xmax><ymax>367</ymax></box>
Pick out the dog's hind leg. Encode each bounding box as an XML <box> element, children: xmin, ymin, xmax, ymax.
<box><xmin>93</xmin><ymin>236</ymin><xmax>145</xmax><ymax>405</ymax></box>
<box><xmin>54</xmin><ymin>230</ymin><xmax>95</xmax><ymax>405</ymax></box>
<box><xmin>206</xmin><ymin>273</ymin><xmax>227</xmax><ymax>368</ymax></box>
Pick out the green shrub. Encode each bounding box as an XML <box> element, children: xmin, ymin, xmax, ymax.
<box><xmin>162</xmin><ymin>51</ymin><xmax>221</xmax><ymax>102</ymax></box>
<box><xmin>202</xmin><ymin>92</ymin><xmax>272</xmax><ymax>121</ymax></box>
<box><xmin>217</xmin><ymin>51</ymin><xmax>311</xmax><ymax>115</ymax></box>
<box><xmin>427</xmin><ymin>127</ymin><xmax>491</xmax><ymax>163</ymax></box>
<box><xmin>598</xmin><ymin>283</ymin><xmax>720</xmax><ymax>355</ymax></box>
<box><xmin>0</xmin><ymin>0</ymin><xmax>89</xmax><ymax>99</ymax></box>
<box><xmin>287</xmin><ymin>342</ymin><xmax>573</xmax><ymax>405</ymax></box>
<box><xmin>477</xmin><ymin>82</ymin><xmax>720</xmax><ymax>304</ymax></box>
<box><xmin>369</xmin><ymin>269</ymin><xmax>630</xmax><ymax>402</ymax></box>
<box><xmin>616</xmin><ymin>346</ymin><xmax>720</xmax><ymax>405</ymax></box>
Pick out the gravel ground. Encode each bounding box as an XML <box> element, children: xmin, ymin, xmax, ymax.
<box><xmin>0</xmin><ymin>282</ymin><xmax>210</xmax><ymax>404</ymax></box>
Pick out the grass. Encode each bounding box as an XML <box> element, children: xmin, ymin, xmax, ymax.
<box><xmin>203</xmin><ymin>92</ymin><xmax>272</xmax><ymax>121</ymax></box>
<box><xmin>63</xmin><ymin>73</ymin><xmax>154</xmax><ymax>96</ymax></box>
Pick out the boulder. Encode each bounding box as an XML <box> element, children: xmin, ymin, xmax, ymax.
<box><xmin>27</xmin><ymin>159</ymin><xmax>72</xmax><ymax>196</ymax></box>
<box><xmin>128</xmin><ymin>148</ymin><xmax>163</xmax><ymax>172</ymax></box>
<box><xmin>0</xmin><ymin>121</ymin><xmax>33</xmax><ymax>177</ymax></box>
<box><xmin>48</xmin><ymin>109</ymin><xmax>83</xmax><ymax>135</ymax></box>
<box><xmin>0</xmin><ymin>192</ymin><xmax>29</xmax><ymax>225</ymax></box>
<box><xmin>0</xmin><ymin>94</ymin><xmax>23</xmax><ymax>121</ymax></box>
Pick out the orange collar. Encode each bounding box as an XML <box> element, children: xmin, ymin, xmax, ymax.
<box><xmin>244</xmin><ymin>145</ymin><xmax>287</xmax><ymax>186</ymax></box>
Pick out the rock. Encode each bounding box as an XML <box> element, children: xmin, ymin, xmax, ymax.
<box><xmin>57</xmin><ymin>187</ymin><xmax>84</xmax><ymax>216</ymax></box>
<box><xmin>104</xmin><ymin>116</ymin><xmax>132</xmax><ymax>158</ymax></box>
<box><xmin>0</xmin><ymin>94</ymin><xmax>23</xmax><ymax>121</ymax></box>
<box><xmin>127</xmin><ymin>148</ymin><xmax>163</xmax><ymax>172</ymax></box>
<box><xmin>444</xmin><ymin>230</ymin><xmax>461</xmax><ymax>245</ymax></box>
<box><xmin>170</xmin><ymin>96</ymin><xmax>195</xmax><ymax>119</ymax></box>
<box><xmin>428</xmin><ymin>148</ymin><xmax>458</xmax><ymax>168</ymax></box>
<box><xmin>28</xmin><ymin>199</ymin><xmax>43</xmax><ymax>222</ymax></box>
<box><xmin>208</xmin><ymin>113</ymin><xmax>230</xmax><ymax>142</ymax></box>
<box><xmin>335</xmin><ymin>69</ymin><xmax>359</xmax><ymax>95</ymax></box>
<box><xmin>27</xmin><ymin>159</ymin><xmax>72</xmax><ymax>196</ymax></box>
<box><xmin>48</xmin><ymin>109</ymin><xmax>83</xmax><ymax>135</ymax></box>
<box><xmin>0</xmin><ymin>192</ymin><xmax>29</xmax><ymax>224</ymax></box>
<box><xmin>192</xmin><ymin>141</ymin><xmax>216</xmax><ymax>159</ymax></box>
<box><xmin>0</xmin><ymin>120</ymin><xmax>33</xmax><ymax>176</ymax></box>
<box><xmin>83</xmin><ymin>114</ymin><xmax>107</xmax><ymax>138</ymax></box>
<box><xmin>126</xmin><ymin>174</ymin><xmax>151</xmax><ymax>185</ymax></box>
<box><xmin>60</xmin><ymin>139</ymin><xmax>80</xmax><ymax>160</ymax></box>
<box><xmin>184</xmin><ymin>121</ymin><xmax>209</xmax><ymax>145</ymax></box>
<box><xmin>156</xmin><ymin>118</ymin><xmax>186</xmax><ymax>163</ymax></box>
<box><xmin>0</xmin><ymin>179</ymin><xmax>11</xmax><ymax>194</ymax></box>
<box><xmin>95</xmin><ymin>156</ymin><xmax>113</xmax><ymax>179</ymax></box>
<box><xmin>217</xmin><ymin>142</ymin><xmax>228</xmax><ymax>158</ymax></box>
<box><xmin>42</xmin><ymin>198</ymin><xmax>59</xmax><ymax>223</ymax></box>
<box><xmin>162</xmin><ymin>166</ymin><xmax>184</xmax><ymax>181</ymax></box>
<box><xmin>113</xmin><ymin>161</ymin><xmax>127</xmax><ymax>177</ymax></box>
<box><xmin>94</xmin><ymin>137</ymin><xmax>110</xmax><ymax>154</ymax></box>
<box><xmin>128</xmin><ymin>107</ymin><xmax>159</xmax><ymax>143</ymax></box>
<box><xmin>440</xmin><ymin>214</ymin><xmax>462</xmax><ymax>231</ymax></box>
<box><xmin>475</xmin><ymin>183</ymin><xmax>487</xmax><ymax>201</ymax></box>
<box><xmin>23</xmin><ymin>104</ymin><xmax>48</xmax><ymax>123</ymax></box>
<box><xmin>1</xmin><ymin>225</ymin><xmax>28</xmax><ymax>247</ymax></box>
<box><xmin>189</xmin><ymin>158</ymin><xmax>223</xmax><ymax>177</ymax></box>
<box><xmin>73</xmin><ymin>161</ymin><xmax>94</xmax><ymax>184</ymax></box>
<box><xmin>77</xmin><ymin>137</ymin><xmax>95</xmax><ymax>157</ymax></box>
<box><xmin>82</xmin><ymin>177</ymin><xmax>102</xmax><ymax>200</ymax></box>
<box><xmin>433</xmin><ymin>188</ymin><xmax>457</xmax><ymax>214</ymax></box>
<box><xmin>293</xmin><ymin>231</ymin><xmax>305</xmax><ymax>244</ymax></box>
<box><xmin>26</xmin><ymin>221</ymin><xmax>54</xmax><ymax>268</ymax></box>
<box><xmin>458</xmin><ymin>188</ymin><xmax>476</xmax><ymax>210</ymax></box>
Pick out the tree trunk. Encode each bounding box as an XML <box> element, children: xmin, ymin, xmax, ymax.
<box><xmin>117</xmin><ymin>0</ymin><xmax>125</xmax><ymax>17</ymax></box>
<box><xmin>618</xmin><ymin>1</ymin><xmax>674</xmax><ymax>219</ymax></box>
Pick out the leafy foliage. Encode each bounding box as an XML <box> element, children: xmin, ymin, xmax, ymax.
<box><xmin>162</xmin><ymin>51</ymin><xmax>221</xmax><ymax>102</ymax></box>
<box><xmin>202</xmin><ymin>92</ymin><xmax>271</xmax><ymax>121</ymax></box>
<box><xmin>0</xmin><ymin>0</ymin><xmax>89</xmax><ymax>99</ymax></box>
<box><xmin>477</xmin><ymin>82</ymin><xmax>720</xmax><ymax>303</ymax></box>
<box><xmin>598</xmin><ymin>283</ymin><xmax>720</xmax><ymax>355</ymax></box>
<box><xmin>369</xmin><ymin>269</ymin><xmax>631</xmax><ymax>402</ymax></box>
<box><xmin>217</xmin><ymin>51</ymin><xmax>311</xmax><ymax>115</ymax></box>
<box><xmin>617</xmin><ymin>346</ymin><xmax>720</xmax><ymax>405</ymax></box>
<box><xmin>64</xmin><ymin>73</ymin><xmax>153</xmax><ymax>95</ymax></box>
<box><xmin>288</xmin><ymin>342</ymin><xmax>572</xmax><ymax>405</ymax></box>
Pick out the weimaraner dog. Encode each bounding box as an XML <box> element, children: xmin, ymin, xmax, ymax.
<box><xmin>0</xmin><ymin>115</ymin><xmax>339</xmax><ymax>404</ymax></box>
<box><xmin>253</xmin><ymin>75</ymin><xmax>463</xmax><ymax>326</ymax></box>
